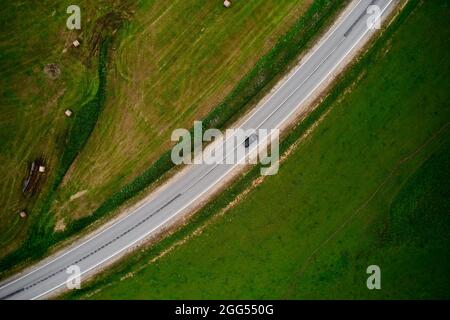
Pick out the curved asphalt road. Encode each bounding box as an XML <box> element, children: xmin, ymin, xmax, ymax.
<box><xmin>0</xmin><ymin>0</ymin><xmax>396</xmax><ymax>300</ymax></box>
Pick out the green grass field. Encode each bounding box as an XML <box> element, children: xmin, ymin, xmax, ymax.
<box><xmin>66</xmin><ymin>0</ymin><xmax>450</xmax><ymax>299</ymax></box>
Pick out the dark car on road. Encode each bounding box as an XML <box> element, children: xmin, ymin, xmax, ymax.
<box><xmin>244</xmin><ymin>133</ymin><xmax>258</xmax><ymax>148</ymax></box>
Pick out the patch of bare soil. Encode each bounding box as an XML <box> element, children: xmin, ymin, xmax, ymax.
<box><xmin>43</xmin><ymin>64</ymin><xmax>61</xmax><ymax>80</ymax></box>
<box><xmin>22</xmin><ymin>158</ymin><xmax>46</xmax><ymax>197</ymax></box>
<box><xmin>54</xmin><ymin>218</ymin><xmax>66</xmax><ymax>232</ymax></box>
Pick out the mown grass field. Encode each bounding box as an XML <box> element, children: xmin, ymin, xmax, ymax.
<box><xmin>66</xmin><ymin>0</ymin><xmax>450</xmax><ymax>299</ymax></box>
<box><xmin>0</xmin><ymin>0</ymin><xmax>131</xmax><ymax>258</ymax></box>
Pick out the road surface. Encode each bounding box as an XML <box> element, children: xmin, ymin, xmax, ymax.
<box><xmin>0</xmin><ymin>0</ymin><xmax>396</xmax><ymax>300</ymax></box>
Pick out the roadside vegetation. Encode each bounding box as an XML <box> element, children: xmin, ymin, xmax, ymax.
<box><xmin>0</xmin><ymin>0</ymin><xmax>348</xmax><ymax>274</ymax></box>
<box><xmin>65</xmin><ymin>0</ymin><xmax>450</xmax><ymax>299</ymax></box>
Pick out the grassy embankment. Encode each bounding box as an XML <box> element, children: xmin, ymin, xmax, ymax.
<box><xmin>66</xmin><ymin>0</ymin><xmax>449</xmax><ymax>299</ymax></box>
<box><xmin>1</xmin><ymin>0</ymin><xmax>348</xmax><ymax>273</ymax></box>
